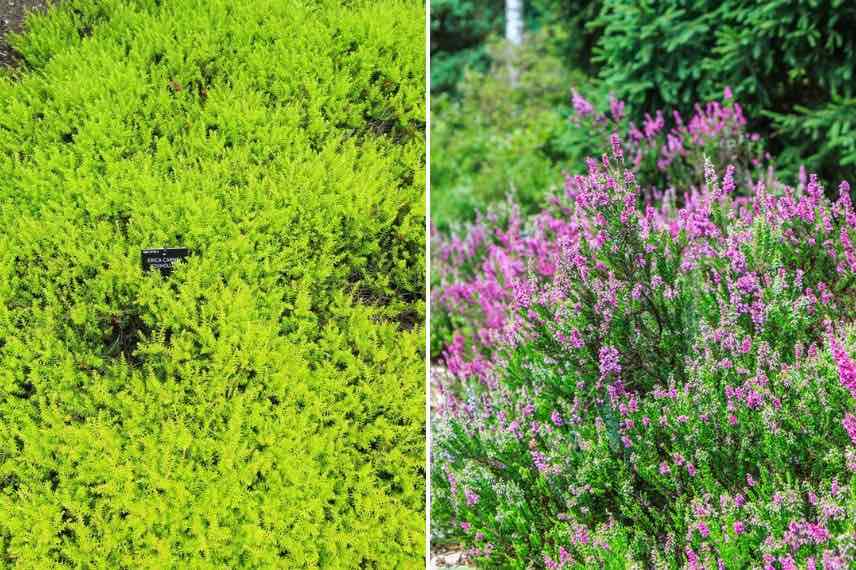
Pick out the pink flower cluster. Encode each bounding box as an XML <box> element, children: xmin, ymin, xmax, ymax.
<box><xmin>567</xmin><ymin>87</ymin><xmax>763</xmax><ymax>179</ymax></box>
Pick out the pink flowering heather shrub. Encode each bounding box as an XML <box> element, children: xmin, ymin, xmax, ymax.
<box><xmin>569</xmin><ymin>88</ymin><xmax>766</xmax><ymax>199</ymax></box>
<box><xmin>432</xmin><ymin>100</ymin><xmax>856</xmax><ymax>568</ymax></box>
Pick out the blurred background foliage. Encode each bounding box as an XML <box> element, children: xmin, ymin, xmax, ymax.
<box><xmin>431</xmin><ymin>0</ymin><xmax>856</xmax><ymax>231</ymax></box>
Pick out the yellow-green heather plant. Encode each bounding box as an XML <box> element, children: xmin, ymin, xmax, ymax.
<box><xmin>0</xmin><ymin>0</ymin><xmax>425</xmax><ymax>568</ymax></box>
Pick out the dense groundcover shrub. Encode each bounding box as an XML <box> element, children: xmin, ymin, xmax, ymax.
<box><xmin>432</xmin><ymin>96</ymin><xmax>856</xmax><ymax>567</ymax></box>
<box><xmin>0</xmin><ymin>0</ymin><xmax>424</xmax><ymax>567</ymax></box>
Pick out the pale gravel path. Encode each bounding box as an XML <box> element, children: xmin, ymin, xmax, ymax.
<box><xmin>430</xmin><ymin>365</ymin><xmax>475</xmax><ymax>568</ymax></box>
<box><xmin>431</xmin><ymin>545</ymin><xmax>472</xmax><ymax>569</ymax></box>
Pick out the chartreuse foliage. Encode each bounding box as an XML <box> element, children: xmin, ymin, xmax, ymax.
<box><xmin>0</xmin><ymin>0</ymin><xmax>425</xmax><ymax>567</ymax></box>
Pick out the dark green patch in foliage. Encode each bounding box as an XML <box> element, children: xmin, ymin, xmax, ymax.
<box><xmin>0</xmin><ymin>0</ymin><xmax>425</xmax><ymax>567</ymax></box>
<box><xmin>430</xmin><ymin>0</ymin><xmax>601</xmax><ymax>95</ymax></box>
<box><xmin>592</xmin><ymin>0</ymin><xmax>856</xmax><ymax>183</ymax></box>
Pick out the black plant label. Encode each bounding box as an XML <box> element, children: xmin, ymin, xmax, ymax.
<box><xmin>141</xmin><ymin>248</ymin><xmax>190</xmax><ymax>275</ymax></box>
